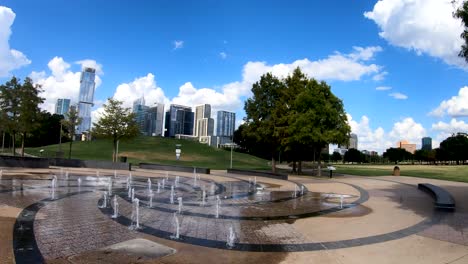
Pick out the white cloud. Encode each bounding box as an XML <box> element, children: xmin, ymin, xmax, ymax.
<box><xmin>430</xmin><ymin>86</ymin><xmax>468</xmax><ymax>117</ymax></box>
<box><xmin>372</xmin><ymin>71</ymin><xmax>388</xmax><ymax>81</ymax></box>
<box><xmin>112</xmin><ymin>73</ymin><xmax>170</xmax><ymax>108</ymax></box>
<box><xmin>242</xmin><ymin>46</ymin><xmax>384</xmax><ymax>82</ymax></box>
<box><xmin>388</xmin><ymin>117</ymin><xmax>426</xmax><ymax>145</ymax></box>
<box><xmin>346</xmin><ymin>114</ymin><xmax>426</xmax><ymax>153</ymax></box>
<box><xmin>389</xmin><ymin>92</ymin><xmax>408</xmax><ymax>99</ymax></box>
<box><xmin>219</xmin><ymin>52</ymin><xmax>227</xmax><ymax>59</ymax></box>
<box><xmin>0</xmin><ymin>6</ymin><xmax>30</xmax><ymax>77</ymax></box>
<box><xmin>29</xmin><ymin>57</ymin><xmax>102</xmax><ymax>113</ymax></box>
<box><xmin>347</xmin><ymin>114</ymin><xmax>391</xmax><ymax>153</ymax></box>
<box><xmin>365</xmin><ymin>0</ymin><xmax>467</xmax><ymax>68</ymax></box>
<box><xmin>173</xmin><ymin>40</ymin><xmax>184</xmax><ymax>50</ymax></box>
<box><xmin>432</xmin><ymin>118</ymin><xmax>468</xmax><ymax>145</ymax></box>
<box><xmin>376</xmin><ymin>86</ymin><xmax>391</xmax><ymax>91</ymax></box>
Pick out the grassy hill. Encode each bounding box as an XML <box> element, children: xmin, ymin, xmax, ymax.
<box><xmin>25</xmin><ymin>136</ymin><xmax>270</xmax><ymax>170</ymax></box>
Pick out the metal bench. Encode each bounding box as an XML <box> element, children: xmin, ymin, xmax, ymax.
<box><xmin>418</xmin><ymin>183</ymin><xmax>455</xmax><ymax>211</ymax></box>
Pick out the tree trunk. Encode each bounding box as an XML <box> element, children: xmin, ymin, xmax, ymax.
<box><xmin>317</xmin><ymin>148</ymin><xmax>322</xmax><ymax>177</ymax></box>
<box><xmin>271</xmin><ymin>156</ymin><xmax>276</xmax><ymax>173</ymax></box>
<box><xmin>292</xmin><ymin>161</ymin><xmax>297</xmax><ymax>174</ymax></box>
<box><xmin>12</xmin><ymin>133</ymin><xmax>16</xmax><ymax>156</ymax></box>
<box><xmin>69</xmin><ymin>138</ymin><xmax>73</xmax><ymax>159</ymax></box>
<box><xmin>1</xmin><ymin>131</ymin><xmax>5</xmax><ymax>153</ymax></box>
<box><xmin>21</xmin><ymin>132</ymin><xmax>25</xmax><ymax>157</ymax></box>
<box><xmin>298</xmin><ymin>160</ymin><xmax>302</xmax><ymax>175</ymax></box>
<box><xmin>113</xmin><ymin>139</ymin><xmax>118</xmax><ymax>162</ymax></box>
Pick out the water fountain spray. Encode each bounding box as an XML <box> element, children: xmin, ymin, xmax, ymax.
<box><xmin>147</xmin><ymin>178</ymin><xmax>152</xmax><ymax>193</ymax></box>
<box><xmin>201</xmin><ymin>190</ymin><xmax>206</xmax><ymax>206</ymax></box>
<box><xmin>215</xmin><ymin>195</ymin><xmax>221</xmax><ymax>218</ymax></box>
<box><xmin>171</xmin><ymin>212</ymin><xmax>180</xmax><ymax>239</ymax></box>
<box><xmin>157</xmin><ymin>181</ymin><xmax>161</xmax><ymax>194</ymax></box>
<box><xmin>112</xmin><ymin>195</ymin><xmax>119</xmax><ymax>218</ymax></box>
<box><xmin>227</xmin><ymin>225</ymin><xmax>236</xmax><ymax>248</ymax></box>
<box><xmin>99</xmin><ymin>191</ymin><xmax>108</xmax><ymax>208</ymax></box>
<box><xmin>178</xmin><ymin>197</ymin><xmax>183</xmax><ymax>213</ymax></box>
<box><xmin>149</xmin><ymin>189</ymin><xmax>154</xmax><ymax>208</ymax></box>
<box><xmin>170</xmin><ymin>185</ymin><xmax>175</xmax><ymax>204</ymax></box>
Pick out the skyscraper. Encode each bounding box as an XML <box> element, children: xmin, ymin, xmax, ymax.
<box><xmin>164</xmin><ymin>104</ymin><xmax>194</xmax><ymax>137</ymax></box>
<box><xmin>76</xmin><ymin>67</ymin><xmax>96</xmax><ymax>137</ymax></box>
<box><xmin>194</xmin><ymin>104</ymin><xmax>214</xmax><ymax>137</ymax></box>
<box><xmin>55</xmin><ymin>98</ymin><xmax>70</xmax><ymax>115</ymax></box>
<box><xmin>422</xmin><ymin>137</ymin><xmax>432</xmax><ymax>151</ymax></box>
<box><xmin>145</xmin><ymin>103</ymin><xmax>165</xmax><ymax>136</ymax></box>
<box><xmin>132</xmin><ymin>97</ymin><xmax>149</xmax><ymax>133</ymax></box>
<box><xmin>349</xmin><ymin>133</ymin><xmax>358</xmax><ymax>149</ymax></box>
<box><xmin>216</xmin><ymin>110</ymin><xmax>235</xmax><ymax>137</ymax></box>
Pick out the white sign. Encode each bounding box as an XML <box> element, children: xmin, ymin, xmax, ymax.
<box><xmin>327</xmin><ymin>166</ymin><xmax>336</xmax><ymax>171</ymax></box>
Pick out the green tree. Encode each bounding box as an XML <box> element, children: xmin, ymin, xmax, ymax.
<box><xmin>383</xmin><ymin>147</ymin><xmax>413</xmax><ymax>164</ymax></box>
<box><xmin>244</xmin><ymin>73</ymin><xmax>285</xmax><ymax>172</ymax></box>
<box><xmin>92</xmin><ymin>98</ymin><xmax>139</xmax><ymax>162</ymax></box>
<box><xmin>285</xmin><ymin>71</ymin><xmax>350</xmax><ymax>176</ymax></box>
<box><xmin>61</xmin><ymin>106</ymin><xmax>82</xmax><ymax>159</ymax></box>
<box><xmin>17</xmin><ymin>77</ymin><xmax>44</xmax><ymax>156</ymax></box>
<box><xmin>331</xmin><ymin>151</ymin><xmax>342</xmax><ymax>162</ymax></box>
<box><xmin>455</xmin><ymin>1</ymin><xmax>468</xmax><ymax>62</ymax></box>
<box><xmin>439</xmin><ymin>134</ymin><xmax>468</xmax><ymax>164</ymax></box>
<box><xmin>26</xmin><ymin>112</ymin><xmax>65</xmax><ymax>147</ymax></box>
<box><xmin>344</xmin><ymin>148</ymin><xmax>363</xmax><ymax>164</ymax></box>
<box><xmin>0</xmin><ymin>77</ymin><xmax>20</xmax><ymax>155</ymax></box>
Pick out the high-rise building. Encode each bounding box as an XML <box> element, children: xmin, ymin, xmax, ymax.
<box><xmin>397</xmin><ymin>140</ymin><xmax>416</xmax><ymax>154</ymax></box>
<box><xmin>145</xmin><ymin>103</ymin><xmax>165</xmax><ymax>136</ymax></box>
<box><xmin>132</xmin><ymin>97</ymin><xmax>149</xmax><ymax>133</ymax></box>
<box><xmin>76</xmin><ymin>67</ymin><xmax>96</xmax><ymax>137</ymax></box>
<box><xmin>194</xmin><ymin>104</ymin><xmax>214</xmax><ymax>137</ymax></box>
<box><xmin>164</xmin><ymin>104</ymin><xmax>194</xmax><ymax>137</ymax></box>
<box><xmin>216</xmin><ymin>111</ymin><xmax>236</xmax><ymax>137</ymax></box>
<box><xmin>422</xmin><ymin>137</ymin><xmax>432</xmax><ymax>151</ymax></box>
<box><xmin>349</xmin><ymin>133</ymin><xmax>358</xmax><ymax>149</ymax></box>
<box><xmin>55</xmin><ymin>98</ymin><xmax>70</xmax><ymax>115</ymax></box>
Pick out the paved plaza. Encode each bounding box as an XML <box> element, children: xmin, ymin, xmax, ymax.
<box><xmin>1</xmin><ymin>167</ymin><xmax>468</xmax><ymax>263</ymax></box>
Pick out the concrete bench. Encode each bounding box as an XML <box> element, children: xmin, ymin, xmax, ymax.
<box><xmin>418</xmin><ymin>183</ymin><xmax>455</xmax><ymax>211</ymax></box>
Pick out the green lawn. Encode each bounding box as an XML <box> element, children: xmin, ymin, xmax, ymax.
<box><xmin>25</xmin><ymin>136</ymin><xmax>270</xmax><ymax>170</ymax></box>
<box><xmin>334</xmin><ymin>164</ymin><xmax>468</xmax><ymax>183</ymax></box>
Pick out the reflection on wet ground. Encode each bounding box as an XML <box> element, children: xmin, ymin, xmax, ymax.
<box><xmin>0</xmin><ymin>169</ymin><xmax>442</xmax><ymax>262</ymax></box>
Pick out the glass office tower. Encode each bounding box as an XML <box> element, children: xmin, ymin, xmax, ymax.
<box><xmin>76</xmin><ymin>67</ymin><xmax>96</xmax><ymax>137</ymax></box>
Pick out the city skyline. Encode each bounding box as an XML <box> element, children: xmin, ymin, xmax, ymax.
<box><xmin>1</xmin><ymin>1</ymin><xmax>468</xmax><ymax>153</ymax></box>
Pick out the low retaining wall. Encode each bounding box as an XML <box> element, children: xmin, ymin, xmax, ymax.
<box><xmin>0</xmin><ymin>155</ymin><xmax>49</xmax><ymax>168</ymax></box>
<box><xmin>227</xmin><ymin>168</ymin><xmax>288</xmax><ymax>180</ymax></box>
<box><xmin>139</xmin><ymin>163</ymin><xmax>210</xmax><ymax>174</ymax></box>
<box><xmin>49</xmin><ymin>158</ymin><xmax>131</xmax><ymax>171</ymax></box>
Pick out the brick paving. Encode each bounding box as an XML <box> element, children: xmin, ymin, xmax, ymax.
<box><xmin>0</xmin><ymin>169</ymin><xmax>466</xmax><ymax>263</ymax></box>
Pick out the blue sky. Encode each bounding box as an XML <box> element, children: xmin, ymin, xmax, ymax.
<box><xmin>1</xmin><ymin>0</ymin><xmax>468</xmax><ymax>153</ymax></box>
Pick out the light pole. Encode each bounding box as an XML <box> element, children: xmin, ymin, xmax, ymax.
<box><xmin>58</xmin><ymin>123</ymin><xmax>63</xmax><ymax>152</ymax></box>
<box><xmin>230</xmin><ymin>144</ymin><xmax>233</xmax><ymax>169</ymax></box>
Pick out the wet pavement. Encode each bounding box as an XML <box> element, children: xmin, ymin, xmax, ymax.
<box><xmin>1</xmin><ymin>168</ymin><xmax>468</xmax><ymax>263</ymax></box>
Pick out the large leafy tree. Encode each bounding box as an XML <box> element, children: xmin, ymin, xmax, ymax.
<box><xmin>61</xmin><ymin>106</ymin><xmax>82</xmax><ymax>159</ymax></box>
<box><xmin>0</xmin><ymin>77</ymin><xmax>43</xmax><ymax>156</ymax></box>
<box><xmin>285</xmin><ymin>70</ymin><xmax>350</xmax><ymax>175</ymax></box>
<box><xmin>0</xmin><ymin>77</ymin><xmax>21</xmax><ymax>155</ymax></box>
<box><xmin>455</xmin><ymin>1</ymin><xmax>468</xmax><ymax>62</ymax></box>
<box><xmin>243</xmin><ymin>68</ymin><xmax>350</xmax><ymax>174</ymax></box>
<box><xmin>92</xmin><ymin>98</ymin><xmax>139</xmax><ymax>162</ymax></box>
<box><xmin>17</xmin><ymin>77</ymin><xmax>44</xmax><ymax>156</ymax></box>
<box><xmin>439</xmin><ymin>134</ymin><xmax>468</xmax><ymax>164</ymax></box>
<box><xmin>383</xmin><ymin>147</ymin><xmax>413</xmax><ymax>164</ymax></box>
<box><xmin>244</xmin><ymin>73</ymin><xmax>286</xmax><ymax>172</ymax></box>
<box><xmin>344</xmin><ymin>148</ymin><xmax>363</xmax><ymax>164</ymax></box>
